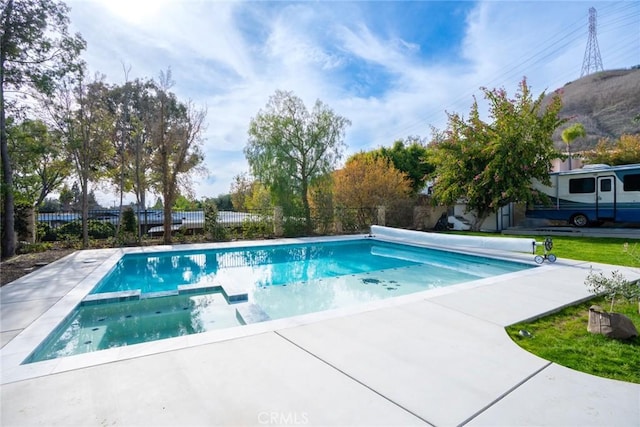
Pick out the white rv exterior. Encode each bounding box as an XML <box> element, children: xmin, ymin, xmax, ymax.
<box><xmin>526</xmin><ymin>164</ymin><xmax>640</xmax><ymax>226</ymax></box>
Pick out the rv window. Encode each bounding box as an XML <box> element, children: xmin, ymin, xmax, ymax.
<box><xmin>600</xmin><ymin>179</ymin><xmax>612</xmax><ymax>192</ymax></box>
<box><xmin>569</xmin><ymin>177</ymin><xmax>595</xmax><ymax>194</ymax></box>
<box><xmin>623</xmin><ymin>174</ymin><xmax>640</xmax><ymax>191</ymax></box>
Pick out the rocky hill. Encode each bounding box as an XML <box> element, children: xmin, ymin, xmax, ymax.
<box><xmin>547</xmin><ymin>68</ymin><xmax>640</xmax><ymax>151</ymax></box>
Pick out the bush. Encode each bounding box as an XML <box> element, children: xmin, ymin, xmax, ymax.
<box><xmin>117</xmin><ymin>207</ymin><xmax>139</xmax><ymax>246</ymax></box>
<box><xmin>55</xmin><ymin>220</ymin><xmax>116</xmax><ymax>240</ymax></box>
<box><xmin>242</xmin><ymin>216</ymin><xmax>272</xmax><ymax>239</ymax></box>
<box><xmin>203</xmin><ymin>201</ymin><xmax>229</xmax><ymax>241</ymax></box>
<box><xmin>38</xmin><ymin>222</ymin><xmax>57</xmax><ymax>242</ymax></box>
<box><xmin>585</xmin><ymin>268</ymin><xmax>640</xmax><ymax>312</ymax></box>
<box><xmin>17</xmin><ymin>242</ymin><xmax>53</xmax><ymax>254</ymax></box>
<box><xmin>121</xmin><ymin>207</ymin><xmax>138</xmax><ymax>234</ymax></box>
<box><xmin>283</xmin><ymin>216</ymin><xmax>307</xmax><ymax>237</ymax></box>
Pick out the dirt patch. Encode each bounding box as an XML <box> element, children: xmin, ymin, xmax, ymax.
<box><xmin>1</xmin><ymin>249</ymin><xmax>76</xmax><ymax>286</ymax></box>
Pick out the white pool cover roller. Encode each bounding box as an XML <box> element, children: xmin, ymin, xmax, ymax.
<box><xmin>370</xmin><ymin>225</ymin><xmax>536</xmax><ymax>254</ymax></box>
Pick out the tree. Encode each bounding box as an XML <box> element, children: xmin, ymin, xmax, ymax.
<box><xmin>352</xmin><ymin>137</ymin><xmax>433</xmax><ymax>194</ymax></box>
<box><xmin>106</xmin><ymin>77</ymin><xmax>157</xmax><ymax>239</ymax></box>
<box><xmin>0</xmin><ymin>0</ymin><xmax>85</xmax><ymax>257</ymax></box>
<box><xmin>245</xmin><ymin>90</ymin><xmax>350</xmax><ymax>232</ymax></box>
<box><xmin>7</xmin><ymin>118</ymin><xmax>69</xmax><ymax>206</ymax></box>
<box><xmin>333</xmin><ymin>156</ymin><xmax>412</xmax><ymax>229</ymax></box>
<box><xmin>230</xmin><ymin>172</ymin><xmax>253</xmax><ymax>212</ymax></box>
<box><xmin>429</xmin><ymin>78</ymin><xmax>566</xmax><ymax>230</ymax></box>
<box><xmin>561</xmin><ymin>123</ymin><xmax>586</xmax><ymax>170</ymax></box>
<box><xmin>59</xmin><ymin>184</ymin><xmax>74</xmax><ymax>211</ymax></box>
<box><xmin>333</xmin><ymin>155</ymin><xmax>412</xmax><ymax>208</ymax></box>
<box><xmin>584</xmin><ymin>134</ymin><xmax>640</xmax><ymax>166</ymax></box>
<box><xmin>50</xmin><ymin>73</ymin><xmax>115</xmax><ymax>247</ymax></box>
<box><xmin>151</xmin><ymin>197</ymin><xmax>163</xmax><ymax>210</ymax></box>
<box><xmin>149</xmin><ymin>69</ymin><xmax>205</xmax><ymax>244</ymax></box>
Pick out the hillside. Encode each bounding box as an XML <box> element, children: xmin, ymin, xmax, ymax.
<box><xmin>547</xmin><ymin>68</ymin><xmax>640</xmax><ymax>151</ymax></box>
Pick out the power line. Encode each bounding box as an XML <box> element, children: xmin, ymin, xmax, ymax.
<box><xmin>389</xmin><ymin>2</ymin><xmax>638</xmax><ymax>139</ymax></box>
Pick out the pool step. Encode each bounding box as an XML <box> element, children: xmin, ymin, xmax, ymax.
<box><xmin>82</xmin><ymin>282</ymin><xmax>248</xmax><ymax>306</ymax></box>
<box><xmin>236</xmin><ymin>304</ymin><xmax>270</xmax><ymax>325</ymax></box>
<box><xmin>82</xmin><ymin>290</ymin><xmax>141</xmax><ymax>306</ymax></box>
<box><xmin>221</xmin><ymin>283</ymin><xmax>249</xmax><ymax>303</ymax></box>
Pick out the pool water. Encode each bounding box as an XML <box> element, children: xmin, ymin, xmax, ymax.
<box><xmin>25</xmin><ymin>239</ymin><xmax>532</xmax><ymax>363</ymax></box>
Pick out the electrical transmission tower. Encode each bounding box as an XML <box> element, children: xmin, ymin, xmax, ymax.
<box><xmin>580</xmin><ymin>7</ymin><xmax>604</xmax><ymax>77</ymax></box>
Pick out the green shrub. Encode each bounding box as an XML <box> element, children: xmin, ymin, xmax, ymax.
<box><xmin>283</xmin><ymin>217</ymin><xmax>307</xmax><ymax>237</ymax></box>
<box><xmin>203</xmin><ymin>202</ymin><xmax>229</xmax><ymax>241</ymax></box>
<box><xmin>585</xmin><ymin>268</ymin><xmax>640</xmax><ymax>312</ymax></box>
<box><xmin>56</xmin><ymin>220</ymin><xmax>116</xmax><ymax>240</ymax></box>
<box><xmin>38</xmin><ymin>222</ymin><xmax>57</xmax><ymax>242</ymax></box>
<box><xmin>121</xmin><ymin>207</ymin><xmax>138</xmax><ymax>234</ymax></box>
<box><xmin>242</xmin><ymin>217</ymin><xmax>272</xmax><ymax>239</ymax></box>
<box><xmin>17</xmin><ymin>242</ymin><xmax>53</xmax><ymax>254</ymax></box>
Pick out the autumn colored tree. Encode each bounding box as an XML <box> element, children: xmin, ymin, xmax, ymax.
<box><xmin>352</xmin><ymin>138</ymin><xmax>433</xmax><ymax>194</ymax></box>
<box><xmin>429</xmin><ymin>78</ymin><xmax>566</xmax><ymax>230</ymax></box>
<box><xmin>583</xmin><ymin>134</ymin><xmax>640</xmax><ymax>166</ymax></box>
<box><xmin>333</xmin><ymin>155</ymin><xmax>412</xmax><ymax>226</ymax></box>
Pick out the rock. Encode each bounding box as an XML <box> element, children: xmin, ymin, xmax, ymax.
<box><xmin>587</xmin><ymin>305</ymin><xmax>638</xmax><ymax>340</ymax></box>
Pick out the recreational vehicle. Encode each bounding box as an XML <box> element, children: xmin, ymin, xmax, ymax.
<box><xmin>526</xmin><ymin>163</ymin><xmax>640</xmax><ymax>227</ymax></box>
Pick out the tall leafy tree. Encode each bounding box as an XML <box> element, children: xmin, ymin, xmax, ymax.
<box><xmin>429</xmin><ymin>78</ymin><xmax>566</xmax><ymax>230</ymax></box>
<box><xmin>149</xmin><ymin>69</ymin><xmax>206</xmax><ymax>244</ymax></box>
<box><xmin>50</xmin><ymin>73</ymin><xmax>115</xmax><ymax>247</ymax></box>
<box><xmin>0</xmin><ymin>0</ymin><xmax>85</xmax><ymax>257</ymax></box>
<box><xmin>7</xmin><ymin>118</ymin><xmax>69</xmax><ymax>206</ymax></box>
<box><xmin>245</xmin><ymin>90</ymin><xmax>350</xmax><ymax>231</ymax></box>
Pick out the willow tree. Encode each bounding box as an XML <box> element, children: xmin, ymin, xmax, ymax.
<box><xmin>245</xmin><ymin>90</ymin><xmax>350</xmax><ymax>232</ymax></box>
<box><xmin>429</xmin><ymin>78</ymin><xmax>566</xmax><ymax>230</ymax></box>
<box><xmin>0</xmin><ymin>0</ymin><xmax>85</xmax><ymax>257</ymax></box>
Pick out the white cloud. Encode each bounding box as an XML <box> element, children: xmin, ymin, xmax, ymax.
<box><xmin>64</xmin><ymin>0</ymin><xmax>639</xmax><ymax>206</ymax></box>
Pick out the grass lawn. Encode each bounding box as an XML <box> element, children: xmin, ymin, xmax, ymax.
<box><xmin>506</xmin><ymin>297</ymin><xmax>639</xmax><ymax>384</ymax></box>
<box><xmin>455</xmin><ymin>231</ymin><xmax>640</xmax><ymax>382</ymax></box>
<box><xmin>454</xmin><ymin>232</ymin><xmax>640</xmax><ymax>267</ymax></box>
<box><xmin>499</xmin><ymin>234</ymin><xmax>640</xmax><ymax>383</ymax></box>
<box><xmin>524</xmin><ymin>236</ymin><xmax>640</xmax><ymax>267</ymax></box>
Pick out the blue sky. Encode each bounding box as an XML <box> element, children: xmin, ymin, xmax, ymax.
<box><xmin>65</xmin><ymin>0</ymin><xmax>640</xmax><ymax>204</ymax></box>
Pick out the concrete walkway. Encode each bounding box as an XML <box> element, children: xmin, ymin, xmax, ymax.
<box><xmin>1</xmin><ymin>240</ymin><xmax>639</xmax><ymax>426</ymax></box>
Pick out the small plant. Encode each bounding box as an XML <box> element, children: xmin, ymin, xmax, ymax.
<box><xmin>584</xmin><ymin>267</ymin><xmax>640</xmax><ymax>312</ymax></box>
<box><xmin>203</xmin><ymin>201</ymin><xmax>229</xmax><ymax>241</ymax></box>
<box><xmin>118</xmin><ymin>207</ymin><xmax>139</xmax><ymax>245</ymax></box>
<box><xmin>17</xmin><ymin>242</ymin><xmax>53</xmax><ymax>254</ymax></box>
<box><xmin>283</xmin><ymin>217</ymin><xmax>307</xmax><ymax>237</ymax></box>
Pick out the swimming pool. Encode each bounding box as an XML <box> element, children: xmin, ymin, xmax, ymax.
<box><xmin>25</xmin><ymin>238</ymin><xmax>533</xmax><ymax>363</ymax></box>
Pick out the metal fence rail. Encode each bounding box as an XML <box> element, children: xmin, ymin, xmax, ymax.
<box><xmin>34</xmin><ymin>205</ymin><xmax>416</xmax><ymax>242</ymax></box>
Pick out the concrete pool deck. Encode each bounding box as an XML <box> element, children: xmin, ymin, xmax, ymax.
<box><xmin>1</xmin><ymin>237</ymin><xmax>639</xmax><ymax>426</ymax></box>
